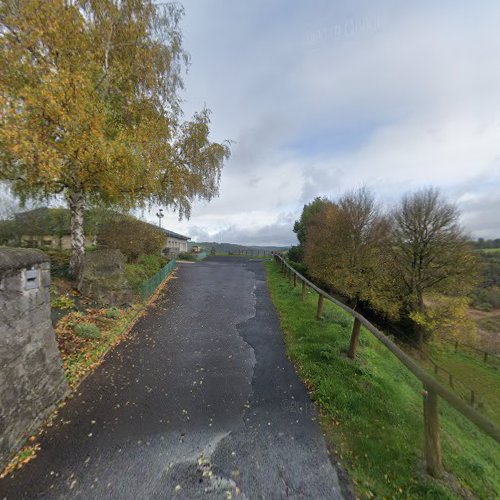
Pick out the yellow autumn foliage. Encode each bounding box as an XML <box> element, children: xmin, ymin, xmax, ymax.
<box><xmin>410</xmin><ymin>294</ymin><xmax>477</xmax><ymax>344</ymax></box>
<box><xmin>0</xmin><ymin>0</ymin><xmax>230</xmax><ymax>274</ymax></box>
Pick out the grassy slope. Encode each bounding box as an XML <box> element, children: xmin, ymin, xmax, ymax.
<box><xmin>265</xmin><ymin>261</ymin><xmax>500</xmax><ymax>499</ymax></box>
<box><xmin>426</xmin><ymin>345</ymin><xmax>500</xmax><ymax>426</ymax></box>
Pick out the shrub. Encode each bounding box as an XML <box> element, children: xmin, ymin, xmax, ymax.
<box><xmin>125</xmin><ymin>255</ymin><xmax>168</xmax><ymax>288</ymax></box>
<box><xmin>97</xmin><ymin>215</ymin><xmax>165</xmax><ymax>262</ymax></box>
<box><xmin>104</xmin><ymin>307</ymin><xmax>121</xmax><ymax>319</ymax></box>
<box><xmin>475</xmin><ymin>302</ymin><xmax>493</xmax><ymax>312</ymax></box>
<box><xmin>50</xmin><ymin>294</ymin><xmax>75</xmax><ymax>310</ymax></box>
<box><xmin>137</xmin><ymin>254</ymin><xmax>167</xmax><ymax>275</ymax></box>
<box><xmin>46</xmin><ymin>249</ymin><xmax>71</xmax><ymax>279</ymax></box>
<box><xmin>287</xmin><ymin>245</ymin><xmax>303</xmax><ymax>263</ymax></box>
<box><xmin>74</xmin><ymin>322</ymin><xmax>101</xmax><ymax>339</ymax></box>
<box><xmin>125</xmin><ymin>263</ymin><xmax>149</xmax><ymax>288</ymax></box>
<box><xmin>178</xmin><ymin>252</ymin><xmax>196</xmax><ymax>261</ymax></box>
<box><xmin>287</xmin><ymin>259</ymin><xmax>307</xmax><ymax>276</ymax></box>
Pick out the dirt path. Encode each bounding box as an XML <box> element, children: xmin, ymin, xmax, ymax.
<box><xmin>0</xmin><ymin>257</ymin><xmax>347</xmax><ymax>499</ymax></box>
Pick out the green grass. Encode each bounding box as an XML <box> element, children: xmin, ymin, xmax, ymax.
<box><xmin>427</xmin><ymin>344</ymin><xmax>500</xmax><ymax>426</ymax></box>
<box><xmin>481</xmin><ymin>248</ymin><xmax>500</xmax><ymax>254</ymax></box>
<box><xmin>265</xmin><ymin>260</ymin><xmax>500</xmax><ymax>499</ymax></box>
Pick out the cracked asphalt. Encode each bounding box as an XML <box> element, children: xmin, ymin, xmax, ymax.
<box><xmin>0</xmin><ymin>256</ymin><xmax>348</xmax><ymax>499</ymax></box>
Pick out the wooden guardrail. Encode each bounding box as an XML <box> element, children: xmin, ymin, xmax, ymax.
<box><xmin>273</xmin><ymin>253</ymin><xmax>500</xmax><ymax>478</ymax></box>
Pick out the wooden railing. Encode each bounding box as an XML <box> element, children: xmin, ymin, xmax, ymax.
<box><xmin>273</xmin><ymin>253</ymin><xmax>500</xmax><ymax>477</ymax></box>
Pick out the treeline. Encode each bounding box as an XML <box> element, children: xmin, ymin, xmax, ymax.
<box><xmin>288</xmin><ymin>188</ymin><xmax>479</xmax><ymax>346</ymax></box>
<box><xmin>473</xmin><ymin>238</ymin><xmax>500</xmax><ymax>249</ymax></box>
<box><xmin>0</xmin><ymin>206</ymin><xmax>132</xmax><ymax>247</ymax></box>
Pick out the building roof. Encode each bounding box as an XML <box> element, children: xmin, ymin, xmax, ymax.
<box><xmin>159</xmin><ymin>228</ymin><xmax>191</xmax><ymax>241</ymax></box>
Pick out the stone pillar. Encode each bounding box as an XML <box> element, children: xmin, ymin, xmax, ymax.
<box><xmin>0</xmin><ymin>249</ymin><xmax>68</xmax><ymax>469</ymax></box>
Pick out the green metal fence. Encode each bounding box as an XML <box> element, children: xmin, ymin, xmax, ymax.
<box><xmin>136</xmin><ymin>259</ymin><xmax>177</xmax><ymax>301</ymax></box>
<box><xmin>196</xmin><ymin>252</ymin><xmax>207</xmax><ymax>261</ymax></box>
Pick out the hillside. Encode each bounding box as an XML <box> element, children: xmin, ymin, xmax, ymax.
<box><xmin>188</xmin><ymin>241</ymin><xmax>289</xmax><ymax>253</ymax></box>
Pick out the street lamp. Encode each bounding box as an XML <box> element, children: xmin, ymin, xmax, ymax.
<box><xmin>156</xmin><ymin>208</ymin><xmax>164</xmax><ymax>228</ymax></box>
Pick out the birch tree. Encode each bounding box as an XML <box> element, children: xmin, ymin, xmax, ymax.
<box><xmin>0</xmin><ymin>0</ymin><xmax>230</xmax><ymax>277</ymax></box>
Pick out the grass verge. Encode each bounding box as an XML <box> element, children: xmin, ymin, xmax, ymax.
<box><xmin>265</xmin><ymin>260</ymin><xmax>500</xmax><ymax>499</ymax></box>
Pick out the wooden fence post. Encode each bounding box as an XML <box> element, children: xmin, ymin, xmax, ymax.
<box><xmin>293</xmin><ymin>273</ymin><xmax>297</xmax><ymax>288</ymax></box>
<box><xmin>423</xmin><ymin>386</ymin><xmax>443</xmax><ymax>478</ymax></box>
<box><xmin>348</xmin><ymin>318</ymin><xmax>361</xmax><ymax>359</ymax></box>
<box><xmin>316</xmin><ymin>294</ymin><xmax>324</xmax><ymax>319</ymax></box>
<box><xmin>302</xmin><ymin>281</ymin><xmax>307</xmax><ymax>302</ymax></box>
<box><xmin>288</xmin><ymin>268</ymin><xmax>292</xmax><ymax>284</ymax></box>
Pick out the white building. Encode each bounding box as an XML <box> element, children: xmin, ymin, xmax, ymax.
<box><xmin>161</xmin><ymin>229</ymin><xmax>190</xmax><ymax>256</ymax></box>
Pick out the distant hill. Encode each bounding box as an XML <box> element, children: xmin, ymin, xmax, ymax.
<box><xmin>188</xmin><ymin>242</ymin><xmax>289</xmax><ymax>253</ymax></box>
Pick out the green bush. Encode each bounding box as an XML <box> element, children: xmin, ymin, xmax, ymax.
<box><xmin>471</xmin><ymin>286</ymin><xmax>500</xmax><ymax>310</ymax></box>
<box><xmin>475</xmin><ymin>302</ymin><xmax>493</xmax><ymax>312</ymax></box>
<box><xmin>287</xmin><ymin>245</ymin><xmax>303</xmax><ymax>263</ymax></box>
<box><xmin>137</xmin><ymin>254</ymin><xmax>167</xmax><ymax>275</ymax></box>
<box><xmin>50</xmin><ymin>294</ymin><xmax>75</xmax><ymax>310</ymax></box>
<box><xmin>74</xmin><ymin>322</ymin><xmax>101</xmax><ymax>339</ymax></box>
<box><xmin>104</xmin><ymin>307</ymin><xmax>121</xmax><ymax>319</ymax></box>
<box><xmin>125</xmin><ymin>263</ymin><xmax>149</xmax><ymax>288</ymax></box>
<box><xmin>125</xmin><ymin>254</ymin><xmax>169</xmax><ymax>288</ymax></box>
<box><xmin>46</xmin><ymin>249</ymin><xmax>71</xmax><ymax>279</ymax></box>
<box><xmin>178</xmin><ymin>252</ymin><xmax>196</xmax><ymax>261</ymax></box>
<box><xmin>287</xmin><ymin>259</ymin><xmax>307</xmax><ymax>276</ymax></box>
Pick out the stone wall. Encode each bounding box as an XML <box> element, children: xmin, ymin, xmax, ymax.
<box><xmin>0</xmin><ymin>248</ymin><xmax>68</xmax><ymax>469</ymax></box>
<box><xmin>78</xmin><ymin>249</ymin><xmax>135</xmax><ymax>305</ymax></box>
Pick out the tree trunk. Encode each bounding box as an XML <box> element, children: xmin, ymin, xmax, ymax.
<box><xmin>414</xmin><ymin>291</ymin><xmax>425</xmax><ymax>348</ymax></box>
<box><xmin>415</xmin><ymin>323</ymin><xmax>425</xmax><ymax>349</ymax></box>
<box><xmin>68</xmin><ymin>190</ymin><xmax>85</xmax><ymax>279</ymax></box>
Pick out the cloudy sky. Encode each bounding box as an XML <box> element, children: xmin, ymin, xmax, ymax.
<box><xmin>149</xmin><ymin>0</ymin><xmax>500</xmax><ymax>245</ymax></box>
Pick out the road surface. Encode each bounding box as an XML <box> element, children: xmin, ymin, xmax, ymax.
<box><xmin>0</xmin><ymin>257</ymin><xmax>349</xmax><ymax>499</ymax></box>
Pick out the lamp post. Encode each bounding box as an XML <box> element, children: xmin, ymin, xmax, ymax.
<box><xmin>156</xmin><ymin>208</ymin><xmax>164</xmax><ymax>228</ymax></box>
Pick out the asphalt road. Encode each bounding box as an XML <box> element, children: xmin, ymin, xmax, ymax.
<box><xmin>0</xmin><ymin>257</ymin><xmax>348</xmax><ymax>499</ymax></box>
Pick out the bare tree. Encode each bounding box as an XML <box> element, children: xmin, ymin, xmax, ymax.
<box><xmin>392</xmin><ymin>188</ymin><xmax>479</xmax><ymax>346</ymax></box>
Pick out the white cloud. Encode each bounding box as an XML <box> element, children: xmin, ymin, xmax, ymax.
<box><xmin>149</xmin><ymin>0</ymin><xmax>500</xmax><ymax>243</ymax></box>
